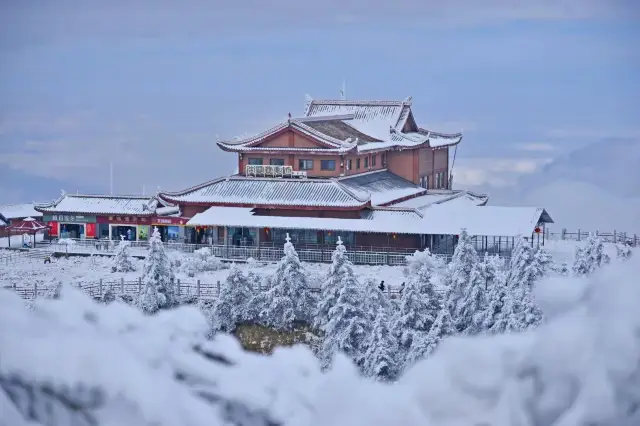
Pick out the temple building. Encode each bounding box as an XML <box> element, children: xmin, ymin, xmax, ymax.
<box><xmin>156</xmin><ymin>96</ymin><xmax>552</xmax><ymax>255</ymax></box>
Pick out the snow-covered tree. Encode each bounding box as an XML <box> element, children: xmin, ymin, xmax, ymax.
<box><xmin>137</xmin><ymin>227</ymin><xmax>176</xmax><ymax>312</ymax></box>
<box><xmin>258</xmin><ymin>234</ymin><xmax>315</xmax><ymax>330</ymax></box>
<box><xmin>490</xmin><ymin>236</ymin><xmax>543</xmax><ymax>332</ymax></box>
<box><xmin>363</xmin><ymin>278</ymin><xmax>389</xmax><ymax>323</ymax></box>
<box><xmin>616</xmin><ymin>243</ymin><xmax>633</xmax><ymax>261</ymax></box>
<box><xmin>314</xmin><ymin>237</ymin><xmax>352</xmax><ymax>330</ymax></box>
<box><xmin>572</xmin><ymin>234</ymin><xmax>611</xmax><ymax>276</ymax></box>
<box><xmin>445</xmin><ymin>230</ymin><xmax>486</xmax><ymax>334</ymax></box>
<box><xmin>405</xmin><ymin>296</ymin><xmax>455</xmax><ymax>368</ymax></box>
<box><xmin>318</xmin><ymin>240</ymin><xmax>369</xmax><ymax>369</ymax></box>
<box><xmin>362</xmin><ymin>307</ymin><xmax>398</xmax><ymax>380</ymax></box>
<box><xmin>111</xmin><ymin>235</ymin><xmax>136</xmax><ymax>273</ymax></box>
<box><xmin>478</xmin><ymin>253</ymin><xmax>504</xmax><ymax>290</ymax></box>
<box><xmin>207</xmin><ymin>264</ymin><xmax>255</xmax><ymax>333</ymax></box>
<box><xmin>551</xmin><ymin>261</ymin><xmax>570</xmax><ymax>276</ymax></box>
<box><xmin>392</xmin><ymin>249</ymin><xmax>442</xmax><ymax>365</ymax></box>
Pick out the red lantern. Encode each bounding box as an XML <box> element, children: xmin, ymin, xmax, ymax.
<box><xmin>534</xmin><ymin>227</ymin><xmax>541</xmax><ymax>234</ymax></box>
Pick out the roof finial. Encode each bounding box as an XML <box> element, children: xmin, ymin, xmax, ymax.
<box><xmin>340</xmin><ymin>79</ymin><xmax>346</xmax><ymax>100</ymax></box>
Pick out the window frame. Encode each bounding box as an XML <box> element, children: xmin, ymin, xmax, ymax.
<box><xmin>269</xmin><ymin>158</ymin><xmax>285</xmax><ymax>166</ymax></box>
<box><xmin>298</xmin><ymin>159</ymin><xmax>314</xmax><ymax>170</ymax></box>
<box><xmin>248</xmin><ymin>158</ymin><xmax>263</xmax><ymax>166</ymax></box>
<box><xmin>320</xmin><ymin>159</ymin><xmax>336</xmax><ymax>171</ymax></box>
<box><xmin>356</xmin><ymin>158</ymin><xmax>361</xmax><ymax>169</ymax></box>
<box><xmin>371</xmin><ymin>154</ymin><xmax>377</xmax><ymax>167</ymax></box>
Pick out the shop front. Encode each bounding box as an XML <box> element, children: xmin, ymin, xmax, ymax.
<box><xmin>43</xmin><ymin>214</ymin><xmax>97</xmax><ymax>240</ymax></box>
<box><xmin>96</xmin><ymin>215</ymin><xmax>152</xmax><ymax>241</ymax></box>
<box><xmin>151</xmin><ymin>217</ymin><xmax>188</xmax><ymax>243</ymax></box>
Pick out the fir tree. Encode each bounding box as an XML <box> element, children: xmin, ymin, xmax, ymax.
<box><xmin>392</xmin><ymin>249</ymin><xmax>441</xmax><ymax>365</ymax></box>
<box><xmin>616</xmin><ymin>243</ymin><xmax>632</xmax><ymax>261</ymax></box>
<box><xmin>138</xmin><ymin>227</ymin><xmax>176</xmax><ymax>310</ymax></box>
<box><xmin>208</xmin><ymin>264</ymin><xmax>255</xmax><ymax>333</ymax></box>
<box><xmin>362</xmin><ymin>307</ymin><xmax>398</xmax><ymax>381</ymax></box>
<box><xmin>405</xmin><ymin>296</ymin><xmax>455</xmax><ymax>368</ymax></box>
<box><xmin>572</xmin><ymin>234</ymin><xmax>611</xmax><ymax>276</ymax></box>
<box><xmin>318</xmin><ymin>239</ymin><xmax>369</xmax><ymax>369</ymax></box>
<box><xmin>445</xmin><ymin>229</ymin><xmax>486</xmax><ymax>334</ymax></box>
<box><xmin>111</xmin><ymin>235</ymin><xmax>136</xmax><ymax>273</ymax></box>
<box><xmin>259</xmin><ymin>234</ymin><xmax>315</xmax><ymax>330</ymax></box>
<box><xmin>314</xmin><ymin>237</ymin><xmax>351</xmax><ymax>330</ymax></box>
<box><xmin>363</xmin><ymin>278</ymin><xmax>389</xmax><ymax>323</ymax></box>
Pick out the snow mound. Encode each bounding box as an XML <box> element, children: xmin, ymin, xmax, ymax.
<box><xmin>2</xmin><ymin>258</ymin><xmax>640</xmax><ymax>426</ymax></box>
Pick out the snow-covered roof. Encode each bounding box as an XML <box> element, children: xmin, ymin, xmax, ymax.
<box><xmin>0</xmin><ymin>203</ymin><xmax>42</xmax><ymax>220</ymax></box>
<box><xmin>392</xmin><ymin>189</ymin><xmax>489</xmax><ymax>209</ymax></box>
<box><xmin>218</xmin><ymin>97</ymin><xmax>463</xmax><ymax>154</ymax></box>
<box><xmin>158</xmin><ymin>176</ymin><xmax>371</xmax><ymax>209</ymax></box>
<box><xmin>0</xmin><ymin>217</ymin><xmax>7</xmax><ymax>227</ymax></box>
<box><xmin>188</xmin><ymin>204</ymin><xmax>553</xmax><ymax>237</ymax></box>
<box><xmin>338</xmin><ymin>169</ymin><xmax>427</xmax><ymax>206</ymax></box>
<box><xmin>35</xmin><ymin>194</ymin><xmax>159</xmax><ymax>216</ymax></box>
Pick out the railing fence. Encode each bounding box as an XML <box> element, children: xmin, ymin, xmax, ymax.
<box><xmin>546</xmin><ymin>228</ymin><xmax>639</xmax><ymax>247</ymax></box>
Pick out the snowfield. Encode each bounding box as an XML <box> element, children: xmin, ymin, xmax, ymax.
<box><xmin>1</xmin><ymin>255</ymin><xmax>639</xmax><ymax>425</ymax></box>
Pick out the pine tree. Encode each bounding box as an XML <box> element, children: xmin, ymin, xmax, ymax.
<box><xmin>494</xmin><ymin>236</ymin><xmax>543</xmax><ymax>332</ymax></box>
<box><xmin>392</xmin><ymin>249</ymin><xmax>441</xmax><ymax>365</ymax></box>
<box><xmin>363</xmin><ymin>278</ymin><xmax>389</xmax><ymax>323</ymax></box>
<box><xmin>318</xmin><ymin>239</ymin><xmax>369</xmax><ymax>369</ymax></box>
<box><xmin>208</xmin><ymin>264</ymin><xmax>255</xmax><ymax>333</ymax></box>
<box><xmin>616</xmin><ymin>243</ymin><xmax>632</xmax><ymax>261</ymax></box>
<box><xmin>111</xmin><ymin>235</ymin><xmax>136</xmax><ymax>273</ymax></box>
<box><xmin>315</xmin><ymin>237</ymin><xmax>351</xmax><ymax>330</ymax></box>
<box><xmin>445</xmin><ymin>229</ymin><xmax>486</xmax><ymax>334</ymax></box>
<box><xmin>362</xmin><ymin>307</ymin><xmax>398</xmax><ymax>381</ymax></box>
<box><xmin>572</xmin><ymin>234</ymin><xmax>611</xmax><ymax>276</ymax></box>
<box><xmin>405</xmin><ymin>296</ymin><xmax>455</xmax><ymax>368</ymax></box>
<box><xmin>137</xmin><ymin>227</ymin><xmax>176</xmax><ymax>311</ymax></box>
<box><xmin>259</xmin><ymin>234</ymin><xmax>315</xmax><ymax>330</ymax></box>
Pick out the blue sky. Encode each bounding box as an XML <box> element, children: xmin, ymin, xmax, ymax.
<box><xmin>0</xmin><ymin>0</ymin><xmax>638</xmax><ymax>202</ymax></box>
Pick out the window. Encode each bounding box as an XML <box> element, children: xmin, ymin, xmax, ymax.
<box><xmin>435</xmin><ymin>171</ymin><xmax>446</xmax><ymax>189</ymax></box>
<box><xmin>248</xmin><ymin>158</ymin><xmax>263</xmax><ymax>165</ymax></box>
<box><xmin>269</xmin><ymin>158</ymin><xmax>285</xmax><ymax>166</ymax></box>
<box><xmin>356</xmin><ymin>158</ymin><xmax>361</xmax><ymax>169</ymax></box>
<box><xmin>298</xmin><ymin>159</ymin><xmax>314</xmax><ymax>170</ymax></box>
<box><xmin>425</xmin><ymin>175</ymin><xmax>430</xmax><ymax>189</ymax></box>
<box><xmin>320</xmin><ymin>159</ymin><xmax>336</xmax><ymax>170</ymax></box>
<box><xmin>364</xmin><ymin>156</ymin><xmax>369</xmax><ymax>168</ymax></box>
<box><xmin>346</xmin><ymin>159</ymin><xmax>352</xmax><ymax>170</ymax></box>
<box><xmin>381</xmin><ymin>153</ymin><xmax>387</xmax><ymax>166</ymax></box>
<box><xmin>420</xmin><ymin>176</ymin><xmax>427</xmax><ymax>189</ymax></box>
<box><xmin>371</xmin><ymin>154</ymin><xmax>377</xmax><ymax>167</ymax></box>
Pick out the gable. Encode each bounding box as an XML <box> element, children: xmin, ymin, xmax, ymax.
<box><xmin>256</xmin><ymin>129</ymin><xmax>332</xmax><ymax>149</ymax></box>
<box><xmin>402</xmin><ymin>111</ymin><xmax>418</xmax><ymax>132</ymax></box>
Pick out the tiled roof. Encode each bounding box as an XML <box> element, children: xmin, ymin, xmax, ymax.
<box><xmin>158</xmin><ymin>176</ymin><xmax>371</xmax><ymax>209</ymax></box>
<box><xmin>35</xmin><ymin>194</ymin><xmax>159</xmax><ymax>216</ymax></box>
<box><xmin>391</xmin><ymin>189</ymin><xmax>489</xmax><ymax>209</ymax></box>
<box><xmin>0</xmin><ymin>203</ymin><xmax>42</xmax><ymax>220</ymax></box>
<box><xmin>338</xmin><ymin>170</ymin><xmax>426</xmax><ymax>206</ymax></box>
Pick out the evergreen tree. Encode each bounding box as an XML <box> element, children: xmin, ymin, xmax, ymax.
<box><xmin>616</xmin><ymin>243</ymin><xmax>632</xmax><ymax>261</ymax></box>
<box><xmin>138</xmin><ymin>227</ymin><xmax>176</xmax><ymax>310</ymax></box>
<box><xmin>445</xmin><ymin>229</ymin><xmax>486</xmax><ymax>334</ymax></box>
<box><xmin>208</xmin><ymin>264</ymin><xmax>255</xmax><ymax>333</ymax></box>
<box><xmin>362</xmin><ymin>307</ymin><xmax>398</xmax><ymax>381</ymax></box>
<box><xmin>111</xmin><ymin>235</ymin><xmax>136</xmax><ymax>273</ymax></box>
<box><xmin>363</xmin><ymin>278</ymin><xmax>389</xmax><ymax>323</ymax></box>
<box><xmin>314</xmin><ymin>237</ymin><xmax>351</xmax><ymax>330</ymax></box>
<box><xmin>405</xmin><ymin>296</ymin><xmax>455</xmax><ymax>368</ymax></box>
<box><xmin>392</xmin><ymin>249</ymin><xmax>441</xmax><ymax>365</ymax></box>
<box><xmin>258</xmin><ymin>234</ymin><xmax>315</xmax><ymax>330</ymax></box>
<box><xmin>318</xmin><ymin>239</ymin><xmax>369</xmax><ymax>369</ymax></box>
<box><xmin>572</xmin><ymin>234</ymin><xmax>611</xmax><ymax>276</ymax></box>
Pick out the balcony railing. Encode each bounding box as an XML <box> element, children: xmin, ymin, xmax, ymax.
<box><xmin>245</xmin><ymin>164</ymin><xmax>307</xmax><ymax>179</ymax></box>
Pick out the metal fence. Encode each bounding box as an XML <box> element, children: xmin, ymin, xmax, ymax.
<box><xmin>547</xmin><ymin>228</ymin><xmax>639</xmax><ymax>246</ymax></box>
<box><xmin>33</xmin><ymin>239</ymin><xmax>423</xmax><ymax>266</ymax></box>
<box><xmin>7</xmin><ymin>277</ymin><xmax>412</xmax><ymax>301</ymax></box>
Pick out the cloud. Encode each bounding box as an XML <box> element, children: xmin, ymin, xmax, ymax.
<box><xmin>1</xmin><ymin>0</ymin><xmax>636</xmax><ymax>48</ymax></box>
<box><xmin>454</xmin><ymin>157</ymin><xmax>553</xmax><ymax>188</ymax></box>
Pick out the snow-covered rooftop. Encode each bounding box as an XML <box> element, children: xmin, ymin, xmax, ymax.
<box><xmin>188</xmin><ymin>204</ymin><xmax>553</xmax><ymax>237</ymax></box>
<box><xmin>338</xmin><ymin>170</ymin><xmax>427</xmax><ymax>206</ymax></box>
<box><xmin>159</xmin><ymin>176</ymin><xmax>371</xmax><ymax>208</ymax></box>
<box><xmin>392</xmin><ymin>189</ymin><xmax>489</xmax><ymax>209</ymax></box>
<box><xmin>36</xmin><ymin>194</ymin><xmax>160</xmax><ymax>216</ymax></box>
<box><xmin>0</xmin><ymin>217</ymin><xmax>7</xmax><ymax>227</ymax></box>
<box><xmin>0</xmin><ymin>203</ymin><xmax>42</xmax><ymax>220</ymax></box>
<box><xmin>218</xmin><ymin>97</ymin><xmax>463</xmax><ymax>154</ymax></box>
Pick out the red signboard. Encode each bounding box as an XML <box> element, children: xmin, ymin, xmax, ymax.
<box><xmin>48</xmin><ymin>221</ymin><xmax>58</xmax><ymax>236</ymax></box>
<box><xmin>96</xmin><ymin>215</ymin><xmax>151</xmax><ymax>225</ymax></box>
<box><xmin>85</xmin><ymin>223</ymin><xmax>96</xmax><ymax>238</ymax></box>
<box><xmin>151</xmin><ymin>216</ymin><xmax>189</xmax><ymax>226</ymax></box>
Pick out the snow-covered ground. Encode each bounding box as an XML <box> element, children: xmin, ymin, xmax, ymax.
<box><xmin>0</xmin><ymin>232</ymin><xmax>44</xmax><ymax>248</ymax></box>
<box><xmin>1</xmin><ymin>255</ymin><xmax>638</xmax><ymax>425</ymax></box>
